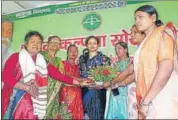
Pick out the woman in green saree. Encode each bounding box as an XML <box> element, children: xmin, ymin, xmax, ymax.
<box><xmin>42</xmin><ymin>36</ymin><xmax>69</xmax><ymax>119</ymax></box>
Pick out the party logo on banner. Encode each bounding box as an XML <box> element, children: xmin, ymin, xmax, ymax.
<box><xmin>82</xmin><ymin>13</ymin><xmax>101</xmax><ymax>31</ymax></box>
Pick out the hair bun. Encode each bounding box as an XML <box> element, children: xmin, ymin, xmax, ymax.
<box><xmin>155</xmin><ymin>20</ymin><xmax>163</xmax><ymax>27</ymax></box>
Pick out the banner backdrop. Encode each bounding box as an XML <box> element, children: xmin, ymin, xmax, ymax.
<box><xmin>2</xmin><ymin>0</ymin><xmax>178</xmax><ymax>63</ymax></box>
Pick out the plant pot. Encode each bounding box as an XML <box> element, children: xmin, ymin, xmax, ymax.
<box><xmin>95</xmin><ymin>81</ymin><xmax>103</xmax><ymax>85</ymax></box>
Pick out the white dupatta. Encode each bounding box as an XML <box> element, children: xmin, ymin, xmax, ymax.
<box><xmin>19</xmin><ymin>49</ymin><xmax>48</xmax><ymax>119</ymax></box>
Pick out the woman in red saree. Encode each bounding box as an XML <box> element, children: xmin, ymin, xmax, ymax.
<box><xmin>59</xmin><ymin>44</ymin><xmax>84</xmax><ymax>119</ymax></box>
<box><xmin>2</xmin><ymin>31</ymin><xmax>92</xmax><ymax>119</ymax></box>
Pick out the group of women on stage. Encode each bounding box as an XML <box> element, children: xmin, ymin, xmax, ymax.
<box><xmin>2</xmin><ymin>5</ymin><xmax>178</xmax><ymax>119</ymax></box>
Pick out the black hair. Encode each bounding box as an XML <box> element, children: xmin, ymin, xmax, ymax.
<box><xmin>135</xmin><ymin>5</ymin><xmax>163</xmax><ymax>27</ymax></box>
<box><xmin>85</xmin><ymin>35</ymin><xmax>100</xmax><ymax>46</ymax></box>
<box><xmin>24</xmin><ymin>31</ymin><xmax>44</xmax><ymax>43</ymax></box>
<box><xmin>66</xmin><ymin>44</ymin><xmax>78</xmax><ymax>60</ymax></box>
<box><xmin>83</xmin><ymin>48</ymin><xmax>89</xmax><ymax>55</ymax></box>
<box><xmin>48</xmin><ymin>35</ymin><xmax>60</xmax><ymax>43</ymax></box>
<box><xmin>115</xmin><ymin>41</ymin><xmax>129</xmax><ymax>57</ymax></box>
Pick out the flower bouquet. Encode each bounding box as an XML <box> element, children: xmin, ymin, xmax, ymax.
<box><xmin>88</xmin><ymin>65</ymin><xmax>120</xmax><ymax>86</ymax></box>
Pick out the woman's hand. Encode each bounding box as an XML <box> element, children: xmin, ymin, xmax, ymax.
<box><xmin>79</xmin><ymin>78</ymin><xmax>95</xmax><ymax>87</ymax></box>
<box><xmin>14</xmin><ymin>81</ymin><xmax>39</xmax><ymax>98</ymax></box>
<box><xmin>86</xmin><ymin>76</ymin><xmax>104</xmax><ymax>89</ymax></box>
<box><xmin>26</xmin><ymin>82</ymin><xmax>39</xmax><ymax>98</ymax></box>
<box><xmin>117</xmin><ymin>72</ymin><xmax>120</xmax><ymax>77</ymax></box>
<box><xmin>138</xmin><ymin>105</ymin><xmax>149</xmax><ymax>119</ymax></box>
<box><xmin>103</xmin><ymin>81</ymin><xmax>110</xmax><ymax>88</ymax></box>
<box><xmin>80</xmin><ymin>80</ymin><xmax>94</xmax><ymax>87</ymax></box>
<box><xmin>111</xmin><ymin>83</ymin><xmax>120</xmax><ymax>89</ymax></box>
<box><xmin>73</xmin><ymin>77</ymin><xmax>94</xmax><ymax>87</ymax></box>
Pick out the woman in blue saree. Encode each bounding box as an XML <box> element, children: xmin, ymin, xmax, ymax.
<box><xmin>79</xmin><ymin>35</ymin><xmax>110</xmax><ymax>119</ymax></box>
<box><xmin>105</xmin><ymin>42</ymin><xmax>136</xmax><ymax>119</ymax></box>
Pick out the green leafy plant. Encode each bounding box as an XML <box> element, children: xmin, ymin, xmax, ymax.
<box><xmin>88</xmin><ymin>65</ymin><xmax>120</xmax><ymax>82</ymax></box>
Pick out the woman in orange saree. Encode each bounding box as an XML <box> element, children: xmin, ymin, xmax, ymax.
<box><xmin>134</xmin><ymin>5</ymin><xmax>178</xmax><ymax>119</ymax></box>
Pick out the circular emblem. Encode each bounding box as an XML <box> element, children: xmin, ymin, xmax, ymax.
<box><xmin>82</xmin><ymin>13</ymin><xmax>101</xmax><ymax>31</ymax></box>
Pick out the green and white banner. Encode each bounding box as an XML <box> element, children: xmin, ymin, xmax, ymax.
<box><xmin>3</xmin><ymin>0</ymin><xmax>178</xmax><ymax>62</ymax></box>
